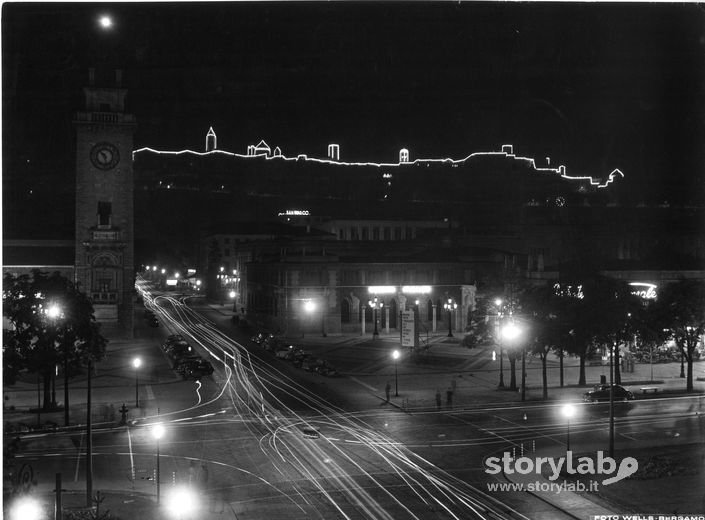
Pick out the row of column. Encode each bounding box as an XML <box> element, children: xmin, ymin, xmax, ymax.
<box><xmin>359</xmin><ymin>305</ymin><xmax>461</xmax><ymax>335</ymax></box>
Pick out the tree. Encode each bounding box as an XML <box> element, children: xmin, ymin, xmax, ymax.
<box><xmin>524</xmin><ymin>284</ymin><xmax>564</xmax><ymax>399</ymax></box>
<box><xmin>630</xmin><ymin>298</ymin><xmax>670</xmax><ymax>367</ymax></box>
<box><xmin>556</xmin><ymin>275</ymin><xmax>639</xmax><ymax>386</ymax></box>
<box><xmin>3</xmin><ymin>270</ymin><xmax>107</xmax><ymax>413</ymax></box>
<box><xmin>585</xmin><ymin>277</ymin><xmax>641</xmax><ymax>386</ymax></box>
<box><xmin>462</xmin><ymin>297</ymin><xmax>492</xmax><ymax>349</ymax></box>
<box><xmin>651</xmin><ymin>279</ymin><xmax>705</xmax><ymax>392</ymax></box>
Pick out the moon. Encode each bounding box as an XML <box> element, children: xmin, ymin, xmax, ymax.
<box><xmin>98</xmin><ymin>15</ymin><xmax>113</xmax><ymax>29</ymax></box>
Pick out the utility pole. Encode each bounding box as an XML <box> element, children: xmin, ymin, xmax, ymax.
<box><xmin>609</xmin><ymin>344</ymin><xmax>615</xmax><ymax>458</ymax></box>
<box><xmin>86</xmin><ymin>357</ymin><xmax>93</xmax><ymax>507</ymax></box>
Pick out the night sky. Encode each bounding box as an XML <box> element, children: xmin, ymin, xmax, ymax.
<box><xmin>3</xmin><ymin>2</ymin><xmax>705</xmax><ymax>238</ymax></box>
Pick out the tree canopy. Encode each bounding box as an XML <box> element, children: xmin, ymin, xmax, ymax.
<box><xmin>3</xmin><ymin>270</ymin><xmax>107</xmax><ymax>407</ymax></box>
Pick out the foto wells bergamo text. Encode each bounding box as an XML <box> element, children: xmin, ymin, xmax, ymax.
<box><xmin>592</xmin><ymin>516</ymin><xmax>705</xmax><ymax>520</ymax></box>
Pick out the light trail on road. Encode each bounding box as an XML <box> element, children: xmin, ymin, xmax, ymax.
<box><xmin>136</xmin><ymin>284</ymin><xmax>530</xmax><ymax>519</ymax></box>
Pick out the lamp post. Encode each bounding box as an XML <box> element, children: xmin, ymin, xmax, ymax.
<box><xmin>502</xmin><ymin>321</ymin><xmax>522</xmax><ymax>394</ymax></box>
<box><xmin>494</xmin><ymin>298</ymin><xmax>505</xmax><ymax>388</ymax></box>
<box><xmin>609</xmin><ymin>342</ymin><xmax>615</xmax><ymax>458</ymax></box>
<box><xmin>132</xmin><ymin>358</ymin><xmax>142</xmax><ymax>408</ymax></box>
<box><xmin>152</xmin><ymin>423</ymin><xmax>165</xmax><ymax>505</ymax></box>
<box><xmin>219</xmin><ymin>266</ymin><xmax>225</xmax><ymax>305</ymax></box>
<box><xmin>45</xmin><ymin>303</ymin><xmax>65</xmax><ymax>416</ymax></box>
<box><xmin>303</xmin><ymin>299</ymin><xmax>315</xmax><ymax>337</ymax></box>
<box><xmin>443</xmin><ymin>298</ymin><xmax>457</xmax><ymax>337</ymax></box>
<box><xmin>369</xmin><ymin>297</ymin><xmax>383</xmax><ymax>339</ymax></box>
<box><xmin>86</xmin><ymin>356</ymin><xmax>93</xmax><ymax>507</ymax></box>
<box><xmin>392</xmin><ymin>349</ymin><xmax>400</xmax><ymax>397</ymax></box>
<box><xmin>561</xmin><ymin>403</ymin><xmax>576</xmax><ymax>452</ymax></box>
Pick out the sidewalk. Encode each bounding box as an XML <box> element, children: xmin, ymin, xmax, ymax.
<box><xmin>276</xmin><ymin>328</ymin><xmax>705</xmax><ymax>411</ymax></box>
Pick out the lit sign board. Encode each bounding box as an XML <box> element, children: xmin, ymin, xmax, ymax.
<box><xmin>277</xmin><ymin>210</ymin><xmax>310</xmax><ymax>216</ymax></box>
<box><xmin>553</xmin><ymin>283</ymin><xmax>584</xmax><ymax>299</ymax></box>
<box><xmin>166</xmin><ymin>279</ymin><xmax>178</xmax><ymax>286</ymax></box>
<box><xmin>629</xmin><ymin>282</ymin><xmax>657</xmax><ymax>300</ymax></box>
<box><xmin>401</xmin><ymin>310</ymin><xmax>417</xmax><ymax>347</ymax></box>
<box><xmin>368</xmin><ymin>286</ymin><xmax>397</xmax><ymax>294</ymax></box>
<box><xmin>402</xmin><ymin>286</ymin><xmax>432</xmax><ymax>294</ymax></box>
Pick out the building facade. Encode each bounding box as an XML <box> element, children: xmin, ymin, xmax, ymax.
<box><xmin>73</xmin><ymin>69</ymin><xmax>137</xmax><ymax>337</ymax></box>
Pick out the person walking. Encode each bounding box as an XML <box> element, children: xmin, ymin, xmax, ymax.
<box><xmin>385</xmin><ymin>381</ymin><xmax>391</xmax><ymax>402</ymax></box>
<box><xmin>446</xmin><ymin>388</ymin><xmax>453</xmax><ymax>409</ymax></box>
<box><xmin>435</xmin><ymin>389</ymin><xmax>442</xmax><ymax>411</ymax></box>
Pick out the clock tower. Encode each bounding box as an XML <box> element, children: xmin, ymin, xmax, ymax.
<box><xmin>73</xmin><ymin>69</ymin><xmax>137</xmax><ymax>337</ymax></box>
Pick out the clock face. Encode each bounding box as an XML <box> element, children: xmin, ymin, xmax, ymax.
<box><xmin>90</xmin><ymin>142</ymin><xmax>120</xmax><ymax>170</ymax></box>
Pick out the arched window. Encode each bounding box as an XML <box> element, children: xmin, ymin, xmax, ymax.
<box><xmin>341</xmin><ymin>299</ymin><xmax>351</xmax><ymax>323</ymax></box>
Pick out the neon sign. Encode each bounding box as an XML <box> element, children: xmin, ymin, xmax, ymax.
<box><xmin>629</xmin><ymin>282</ymin><xmax>657</xmax><ymax>300</ymax></box>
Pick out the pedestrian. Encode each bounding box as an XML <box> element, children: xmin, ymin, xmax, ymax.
<box><xmin>385</xmin><ymin>381</ymin><xmax>391</xmax><ymax>402</ymax></box>
<box><xmin>451</xmin><ymin>378</ymin><xmax>457</xmax><ymax>393</ymax></box>
<box><xmin>435</xmin><ymin>389</ymin><xmax>442</xmax><ymax>411</ymax></box>
<box><xmin>446</xmin><ymin>388</ymin><xmax>453</xmax><ymax>409</ymax></box>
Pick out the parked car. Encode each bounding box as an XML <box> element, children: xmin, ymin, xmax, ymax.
<box><xmin>260</xmin><ymin>335</ymin><xmax>278</xmax><ymax>351</ymax></box>
<box><xmin>165</xmin><ymin>341</ymin><xmax>194</xmax><ymax>360</ymax></box>
<box><xmin>179</xmin><ymin>358</ymin><xmax>214</xmax><ymax>379</ymax></box>
<box><xmin>583</xmin><ymin>384</ymin><xmax>634</xmax><ymax>403</ymax></box>
<box><xmin>301</xmin><ymin>357</ymin><xmax>325</xmax><ymax>372</ymax></box>
<box><xmin>292</xmin><ymin>351</ymin><xmax>312</xmax><ymax>368</ymax></box>
<box><xmin>163</xmin><ymin>336</ymin><xmax>186</xmax><ymax>350</ymax></box>
<box><xmin>315</xmin><ymin>362</ymin><xmax>339</xmax><ymax>377</ymax></box>
<box><xmin>173</xmin><ymin>355</ymin><xmax>203</xmax><ymax>372</ymax></box>
<box><xmin>183</xmin><ymin>366</ymin><xmax>212</xmax><ymax>380</ymax></box>
<box><xmin>275</xmin><ymin>345</ymin><xmax>299</xmax><ymax>360</ymax></box>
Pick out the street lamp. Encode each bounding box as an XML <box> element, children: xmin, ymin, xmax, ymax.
<box><xmin>443</xmin><ymin>298</ymin><xmax>457</xmax><ymax>337</ymax></box>
<box><xmin>303</xmin><ymin>299</ymin><xmax>315</xmax><ymax>337</ymax></box>
<box><xmin>46</xmin><ymin>302</ymin><xmax>71</xmax><ymax>425</ymax></box>
<box><xmin>164</xmin><ymin>485</ymin><xmax>199</xmax><ymax>519</ymax></box>
<box><xmin>132</xmin><ymin>357</ymin><xmax>142</xmax><ymax>408</ymax></box>
<box><xmin>561</xmin><ymin>403</ymin><xmax>576</xmax><ymax>452</ymax></box>
<box><xmin>368</xmin><ymin>297</ymin><xmax>383</xmax><ymax>339</ymax></box>
<box><xmin>152</xmin><ymin>423</ymin><xmax>165</xmax><ymax>505</ymax></box>
<box><xmin>494</xmin><ymin>298</ymin><xmax>504</xmax><ymax>388</ymax></box>
<box><xmin>8</xmin><ymin>496</ymin><xmax>43</xmax><ymax>520</ymax></box>
<box><xmin>392</xmin><ymin>349</ymin><xmax>400</xmax><ymax>396</ymax></box>
<box><xmin>502</xmin><ymin>321</ymin><xmax>523</xmax><ymax>396</ymax></box>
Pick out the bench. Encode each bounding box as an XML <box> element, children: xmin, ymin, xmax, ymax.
<box><xmin>640</xmin><ymin>387</ymin><xmax>659</xmax><ymax>394</ymax></box>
